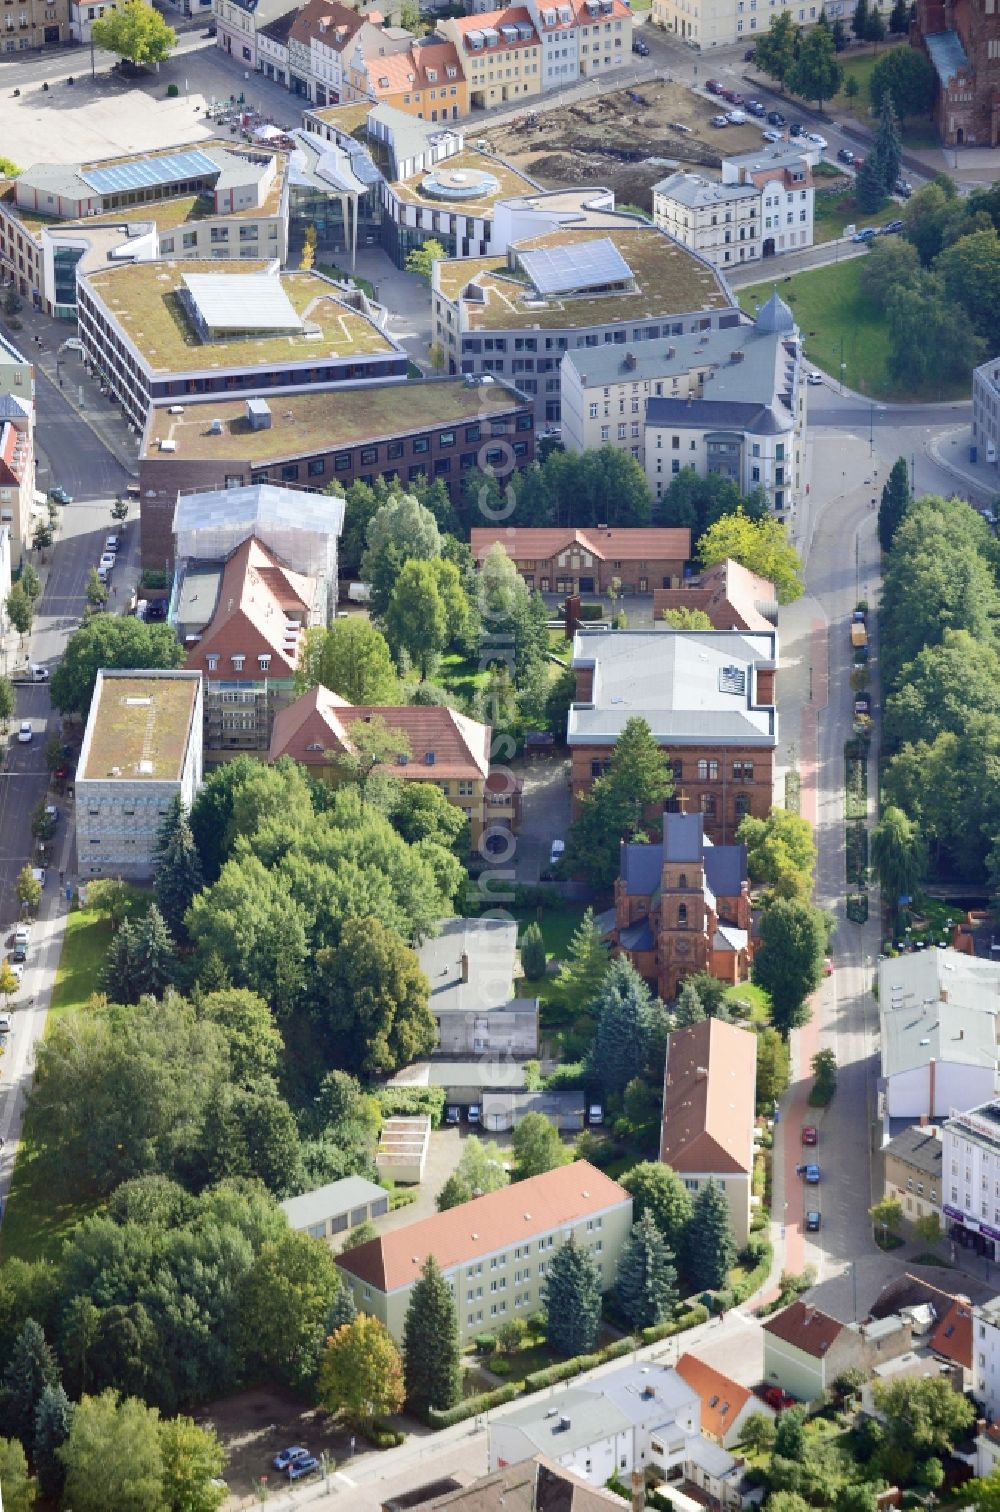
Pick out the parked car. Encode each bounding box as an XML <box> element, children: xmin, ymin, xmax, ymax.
<box><xmin>852</xmin><ymin>227</ymin><xmax>877</xmax><ymax>243</ymax></box>
<box><xmin>743</xmin><ymin>46</ymin><xmax>756</xmax><ymax>59</ymax></box>
<box><xmin>854</xmin><ymin>694</ymin><xmax>871</xmax><ymax>716</ymax></box>
<box><xmin>767</xmin><ymin>110</ymin><xmax>786</xmax><ymax>125</ymax></box>
<box><xmin>788</xmin><ymin>121</ymin><xmax>803</xmax><ymax>136</ymax></box>
<box><xmin>706</xmin><ymin>79</ymin><xmax>723</xmax><ymax>94</ymax></box>
<box><xmin>104</xmin><ymin>535</ymin><xmax>120</xmax><ymax>554</ymax></box>
<box><xmin>287</xmin><ymin>1457</ymin><xmax>320</xmax><ymax>1482</ymax></box>
<box><xmin>12</xmin><ymin>664</ymin><xmax>48</xmax><ymax>684</ymax></box>
<box><xmin>632</xmin><ymin>36</ymin><xmax>649</xmax><ymax>54</ymax></box>
<box><xmin>806</xmin><ymin>371</ymin><xmax>823</xmax><ymax>385</ymax></box>
<box><xmin>805</xmin><ymin>131</ymin><xmax>827</xmax><ymax>148</ymax></box>
<box><xmin>726</xmin><ymin>109</ymin><xmax>747</xmax><ymax>124</ymax></box>
<box><xmin>549</xmin><ymin>838</ymin><xmax>565</xmax><ymax>866</ymax></box>
<box><xmin>467</xmin><ymin>1104</ymin><xmax>481</xmax><ymax>1126</ymax></box>
<box><xmin>762</xmin><ymin>1386</ymin><xmax>797</xmax><ymax>1411</ymax></box>
<box><xmin>895</xmin><ymin>178</ymin><xmax>913</xmax><ymax>197</ymax></box>
<box><xmin>727</xmin><ymin>90</ymin><xmax>745</xmax><ymax>105</ymax></box>
<box><xmin>710</xmin><ymin>114</ymin><xmax>729</xmax><ymax>127</ymax></box>
<box><xmin>806</xmin><ymin>1210</ymin><xmax>822</xmax><ymax>1232</ymax></box>
<box><xmin>0</xmin><ymin>1015</ymin><xmax>12</xmax><ymax>1035</ymax></box>
<box><xmin>445</xmin><ymin>1105</ymin><xmax>461</xmax><ymax>1125</ymax></box>
<box><xmin>880</xmin><ymin>219</ymin><xmax>904</xmax><ymax>234</ymax></box>
<box><xmin>17</xmin><ymin>721</ymin><xmax>31</xmax><ymax>744</ymax></box>
<box><xmin>836</xmin><ymin>147</ymin><xmax>856</xmax><ymax>165</ymax></box>
<box><xmin>801</xmin><ymin>1163</ymin><xmax>821</xmax><ymax>1183</ymax></box>
<box><xmin>97</xmin><ymin>564</ymin><xmax>112</xmax><ymax>584</ymax></box>
<box><xmin>801</xmin><ymin>1126</ymin><xmax>818</xmax><ymax>1146</ymax></box>
<box><xmin>7</xmin><ymin>960</ymin><xmax>23</xmax><ymax>984</ymax></box>
<box><xmin>48</xmin><ymin>486</ymin><xmax>72</xmax><ymax>505</ymax></box>
<box><xmin>32</xmin><ymin>867</ymin><xmax>46</xmax><ymax>889</ymax></box>
<box><xmin>273</xmin><ymin>1448</ymin><xmax>309</xmax><ymax>1473</ymax></box>
<box><xmin>588</xmin><ymin>1102</ymin><xmax>604</xmax><ymax>1126</ymax></box>
<box><xmin>99</xmin><ymin>552</ymin><xmax>115</xmax><ymax>571</ymax></box>
<box><xmin>762</xmin><ymin>129</ymin><xmax>781</xmax><ymax>143</ymax></box>
<box><xmin>746</xmin><ymin>99</ymin><xmax>765</xmax><ymax>115</ymax></box>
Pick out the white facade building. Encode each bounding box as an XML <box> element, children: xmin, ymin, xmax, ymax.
<box><xmin>650</xmin><ymin>0</ymin><xmax>882</xmax><ymax>50</ymax></box>
<box><xmin>942</xmin><ymin>1103</ymin><xmax>1000</xmax><ymax>1273</ymax></box>
<box><xmin>972</xmin><ymin>355</ymin><xmax>1000</xmax><ymax>469</ymax></box>
<box><xmin>76</xmin><ymin>670</ymin><xmax>204</xmax><ymax>880</ymax></box>
<box><xmin>653</xmin><ymin>148</ymin><xmax>814</xmax><ymax>268</ymax></box>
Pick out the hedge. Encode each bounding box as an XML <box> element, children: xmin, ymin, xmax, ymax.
<box><xmin>367</xmin><ymin>1422</ymin><xmax>406</xmax><ymax>1449</ymax></box>
<box><xmin>731</xmin><ymin>1239</ymin><xmax>774</xmax><ymax>1306</ymax></box>
<box><xmin>640</xmin><ymin>1303</ymin><xmax>710</xmax><ymax>1345</ymax></box>
<box><xmin>375</xmin><ymin>1085</ymin><xmax>446</xmax><ymax>1126</ymax></box>
<box><xmin>577</xmin><ymin>602</ymin><xmax>606</xmax><ymax>621</ymax></box>
<box><xmin>523</xmin><ymin>1336</ymin><xmax>634</xmax><ymax>1393</ymax></box>
<box><xmin>426</xmin><ymin>1382</ymin><xmax>521</xmax><ymax>1429</ymax></box>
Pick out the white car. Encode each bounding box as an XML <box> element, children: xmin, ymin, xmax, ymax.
<box><xmin>762</xmin><ymin>128</ymin><xmax>782</xmax><ymax>143</ymax></box>
<box><xmin>0</xmin><ymin>1015</ymin><xmax>12</xmax><ymax>1035</ymax></box>
<box><xmin>7</xmin><ymin>962</ymin><xmax>23</xmax><ymax>983</ymax></box>
<box><xmin>726</xmin><ymin>109</ymin><xmax>747</xmax><ymax>124</ymax></box>
<box><xmin>549</xmin><ymin>839</ymin><xmax>566</xmax><ymax>866</ymax></box>
<box><xmin>805</xmin><ymin>132</ymin><xmax>828</xmax><ymax>148</ymax></box>
<box><xmin>807</xmin><ymin>371</ymin><xmax>824</xmax><ymax>385</ymax></box>
<box><xmin>99</xmin><ymin>553</ymin><xmax>116</xmax><ymax>571</ymax></box>
<box><xmin>104</xmin><ymin>535</ymin><xmax>120</xmax><ymax>554</ymax></box>
<box><xmin>17</xmin><ymin>721</ymin><xmax>31</xmax><ymax>744</ymax></box>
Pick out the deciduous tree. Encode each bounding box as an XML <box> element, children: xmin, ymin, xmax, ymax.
<box><xmin>565</xmin><ymin>716</ymin><xmax>673</xmax><ymax>889</ymax></box>
<box><xmin>317</xmin><ymin>1314</ymin><xmax>404</xmax><ymax>1427</ymax></box>
<box><xmin>661</xmin><ymin>606</ymin><xmax>714</xmax><ymax>629</ymax></box>
<box><xmin>58</xmin><ymin>1389</ymin><xmax>165</xmax><ymax>1512</ymax></box>
<box><xmin>0</xmin><ymin>1438</ymin><xmax>34</xmax><ymax>1512</ymax></box>
<box><xmin>158</xmin><ymin>1415</ymin><xmax>227</xmax><ymax>1512</ymax></box>
<box><xmin>5</xmin><ymin>583</ymin><xmax>32</xmax><ymax>639</ymax></box>
<box><xmin>757</xmin><ymin>1027</ymin><xmax>790</xmax><ymax>1111</ymax></box>
<box><xmin>787</xmin><ymin>23</ymin><xmax>842</xmax><ymax>106</ymax></box>
<box><xmin>50</xmin><ymin>616</ymin><xmax>184</xmax><ymax>717</ymax></box>
<box><xmin>92</xmin><ymin>0</ymin><xmax>175</xmax><ymax>61</ymax></box>
<box><xmin>737</xmin><ymin>808</ymin><xmax>816</xmax><ymax>899</ymax></box>
<box><xmin>755</xmin><ymin>10</ymin><xmax>799</xmax><ymax>87</ymax></box>
<box><xmin>697</xmin><ymin>509</ymin><xmax>803</xmax><ymax>603</ymax></box>
<box><xmin>436</xmin><ymin>1136</ymin><xmax>509</xmax><ymax>1210</ymax></box>
<box><xmin>403</xmin><ymin>1256</ymin><xmax>461</xmax><ymax>1416</ymax></box>
<box><xmin>385</xmin><ymin>559</ymin><xmax>449</xmax><ymax>678</ymax></box>
<box><xmin>870</xmin><ymin>806</ymin><xmax>927</xmax><ymax>904</ymax></box>
<box><xmin>296</xmin><ymin>619</ymin><xmax>399</xmax><ymax>704</ymax></box>
<box><xmin>511</xmin><ymin>1112</ymin><xmax>570</xmax><ymax>1179</ymax></box>
<box><xmin>331</xmin><ymin>713</ymin><xmax>412</xmax><ymax>805</ymax></box>
<box><xmin>870</xmin><ymin>43</ymin><xmax>935</xmax><ymax>114</ymax></box>
<box><xmin>312</xmin><ymin>915</ymin><xmax>434</xmax><ymax>1076</ymax></box>
<box><xmin>542</xmin><ymin>1237</ymin><xmax>602</xmax><ymax>1355</ymax></box>
<box><xmin>620</xmin><ymin>1162</ymin><xmax>693</xmax><ymax>1251</ymax></box>
<box><xmin>361</xmin><ymin>493</ymin><xmax>440</xmax><ymax>618</ymax></box>
<box><xmin>15</xmin><ymin>863</ymin><xmax>41</xmax><ymax>912</ymax></box>
<box><xmin>239</xmin><ymin>1230</ymin><xmax>344</xmax><ymax>1391</ymax></box>
<box><xmin>405</xmin><ymin>237</ymin><xmax>448</xmax><ymax>281</ymax></box>
<box><xmin>752</xmin><ymin>900</ymin><xmax>827</xmax><ymax>1036</ymax></box>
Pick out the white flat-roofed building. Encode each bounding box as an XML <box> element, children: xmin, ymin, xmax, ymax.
<box><xmin>973</xmin><ymin>355</ymin><xmax>1000</xmax><ymax>468</ymax></box>
<box><xmin>280</xmin><ymin>1175</ymin><xmax>388</xmax><ymax>1242</ymax></box>
<box><xmin>76</xmin><ymin>670</ymin><xmax>204</xmax><ymax>879</ymax></box>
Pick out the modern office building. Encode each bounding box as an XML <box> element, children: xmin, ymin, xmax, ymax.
<box><xmin>941</xmin><ymin>1102</ymin><xmax>1000</xmax><ymax>1262</ymax></box>
<box><xmin>77</xmin><ymin>259</ymin><xmax>406</xmax><ymax>431</ymax></box>
<box><xmin>76</xmin><ymin>670</ymin><xmax>204</xmax><ymax>879</ymax></box>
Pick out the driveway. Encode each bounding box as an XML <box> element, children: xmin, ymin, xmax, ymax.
<box><xmin>509</xmin><ymin>756</ymin><xmax>571</xmax><ymax>884</ymax></box>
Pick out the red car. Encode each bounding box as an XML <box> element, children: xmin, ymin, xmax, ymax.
<box><xmin>802</xmin><ymin>1126</ymin><xmax>818</xmax><ymax>1146</ymax></box>
<box><xmin>762</xmin><ymin>1386</ymin><xmax>797</xmax><ymax>1411</ymax></box>
<box><xmin>706</xmin><ymin>79</ymin><xmax>723</xmax><ymax>93</ymax></box>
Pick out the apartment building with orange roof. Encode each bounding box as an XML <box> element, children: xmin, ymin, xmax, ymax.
<box><xmin>436</xmin><ymin>8</ymin><xmax>543</xmax><ymax>110</ymax></box>
<box><xmin>674</xmin><ymin>1353</ymin><xmax>773</xmax><ymax>1449</ymax></box>
<box><xmin>337</xmin><ymin>1160</ymin><xmax>631</xmax><ymax>1341</ymax></box>
<box><xmin>355</xmin><ymin>35</ymin><xmax>468</xmax><ymax>120</ymax></box>
<box><xmin>660</xmin><ymin>1017</ymin><xmax>758</xmax><ymax>1248</ymax></box>
<box><xmin>458</xmin><ymin>0</ymin><xmax>632</xmax><ymax>89</ymax></box>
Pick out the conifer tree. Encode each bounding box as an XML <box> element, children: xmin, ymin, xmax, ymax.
<box><xmin>154</xmin><ymin>796</ymin><xmax>204</xmax><ymax>938</ymax></box>
<box><xmin>1</xmin><ymin>1318</ymin><xmax>60</xmax><ymax>1448</ymax></box>
<box><xmin>585</xmin><ymin>957</ymin><xmax>658</xmax><ymax>1096</ymax></box>
<box><xmin>551</xmin><ymin>907</ymin><xmax>609</xmax><ymax>1010</ymax></box>
<box><xmin>402</xmin><ymin>1256</ymin><xmax>462</xmax><ymax>1416</ymax></box>
<box><xmin>684</xmin><ymin>1179</ymin><xmax>736</xmax><ymax>1291</ymax></box>
<box><xmin>615</xmin><ymin>1212</ymin><xmax>678</xmax><ymax>1329</ymax></box>
<box><xmin>520</xmin><ymin>921</ymin><xmax>547</xmax><ymax>981</ymax></box>
<box><xmin>33</xmin><ymin>1382</ymin><xmax>73</xmax><ymax>1501</ymax></box>
<box><xmin>674</xmin><ymin>979</ymin><xmax>706</xmax><ymax>1026</ymax></box>
<box><xmin>542</xmin><ymin>1237</ymin><xmax>602</xmax><ymax>1356</ymax></box>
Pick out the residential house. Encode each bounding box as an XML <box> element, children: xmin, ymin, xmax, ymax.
<box><xmin>878</xmin><ymin>949</ymin><xmax>1000</xmax><ymax>1129</ymax></box>
<box><xmin>674</xmin><ymin>1353</ymin><xmax>775</xmax><ymax>1450</ymax></box>
<box><xmin>653</xmin><ymin>148</ymin><xmax>814</xmax><ymax>270</ymax></box>
<box><xmin>974</xmin><ymin>1291</ymin><xmax>1000</xmax><ymax>1418</ymax></box>
<box><xmin>659</xmin><ymin>1016</ymin><xmax>757</xmax><ymax>1249</ymax></box>
<box><xmin>882</xmin><ymin>1126</ymin><xmax>943</xmax><ymax>1231</ymax></box>
<box><xmin>567</xmin><ymin>627</ymin><xmax>778</xmax><ymax>842</ymax></box>
<box><xmin>436</xmin><ymin>9</ymin><xmax>544</xmax><ymax>111</ymax></box>
<box><xmin>469</xmin><ymin>525</ymin><xmax>690</xmax><ymax>597</ymax></box>
<box><xmin>301</xmin><ymin>0</ymin><xmax>368</xmax><ymax>105</ymax></box>
<box><xmin>643</xmin><ymin>292</ymin><xmax>805</xmax><ymax>519</ymax></box>
<box><xmin>432</xmin><ymin>222</ymin><xmax>736</xmax><ymax>424</ymax></box>
<box><xmin>75</xmin><ymin>670</ymin><xmax>204</xmax><ymax>879</ymax></box>
<box><xmin>650</xmin><ymin>0</ymin><xmax>889</xmax><ymax>50</ymax></box>
<box><xmin>257</xmin><ymin>8</ymin><xmax>297</xmax><ymax>84</ymax></box>
<box><xmin>610</xmin><ymin>811</ymin><xmax>754</xmax><ymax>1001</ymax></box>
<box><xmin>417</xmin><ymin>916</ymin><xmax>538</xmax><ymax>1055</ymax></box>
<box><xmin>358</xmin><ymin>36</ymin><xmax>469</xmax><ymax>121</ymax></box>
<box><xmin>178</xmin><ymin>534</ymin><xmax>318</xmax><ymax>764</ymax></box>
<box><xmin>976</xmin><ymin>1421</ymin><xmax>1000</xmax><ymax>1481</ymax></box>
<box><xmin>214</xmin><ymin>0</ymin><xmax>305</xmax><ymax>73</ymax></box>
<box><xmin>388</xmin><ymin>1453</ymin><xmax>628</xmax><ymax>1511</ymax></box>
<box><xmin>279</xmin><ymin>1175</ymin><xmax>388</xmax><ymax>1242</ymax></box>
<box><xmin>652</xmin><ymin>560</ymin><xmax>778</xmax><ymax>633</ymax></box>
<box><xmin>762</xmin><ymin>1301</ymin><xmax>912</xmax><ymax>1403</ymax></box>
<box><xmin>942</xmin><ymin>1101</ymin><xmax>1000</xmax><ymax>1260</ymax></box>
<box><xmin>0</xmin><ymin>0</ymin><xmax>70</xmax><ymax>53</ymax></box>
<box><xmin>973</xmin><ymin>355</ymin><xmax>1000</xmax><ymax>467</ymax></box>
<box><xmin>868</xmin><ymin>1271</ymin><xmax>974</xmax><ymax>1392</ymax></box>
<box><xmin>336</xmin><ymin>1160</ymin><xmax>632</xmax><ymax>1342</ymax></box>
<box><xmin>0</xmin><ymin>393</ymin><xmax>34</xmax><ymax>565</ymax></box>
<box><xmin>267</xmin><ymin>688</ymin><xmax>504</xmax><ymax>851</ymax></box>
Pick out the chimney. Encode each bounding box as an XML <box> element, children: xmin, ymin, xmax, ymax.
<box><xmin>929</xmin><ymin>1055</ymin><xmax>936</xmax><ymax>1118</ymax></box>
<box><xmin>461</xmin><ymin>952</ymin><xmax>470</xmax><ymax>983</ymax></box>
<box><xmin>631</xmin><ymin>1470</ymin><xmax>646</xmax><ymax>1512</ymax></box>
<box><xmin>803</xmin><ymin>1305</ymin><xmax>815</xmax><ymax>1325</ymax></box>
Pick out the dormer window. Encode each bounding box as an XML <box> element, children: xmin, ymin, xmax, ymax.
<box><xmin>232</xmin><ymin>654</ymin><xmax>245</xmax><ymax>671</ymax></box>
<box><xmin>446</xmin><ymin>64</ymin><xmax>456</xmax><ymax>76</ymax></box>
<box><xmin>426</xmin><ymin>67</ymin><xmax>437</xmax><ymax>80</ymax></box>
<box><xmin>258</xmin><ymin>654</ymin><xmax>271</xmax><ymax>672</ymax></box>
<box><xmin>206</xmin><ymin>654</ymin><xmax>219</xmax><ymax>672</ymax></box>
<box><xmin>306</xmin><ymin>742</ymin><xmax>324</xmax><ymax>752</ymax></box>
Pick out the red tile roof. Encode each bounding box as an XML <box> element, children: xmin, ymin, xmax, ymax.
<box><xmin>674</xmin><ymin>1353</ymin><xmax>756</xmax><ymax>1442</ymax></box>
<box><xmin>447</xmin><ymin>5</ymin><xmax>540</xmax><ymax>46</ymax></box>
<box><xmin>929</xmin><ymin>1298</ymin><xmax>973</xmax><ymax>1369</ymax></box>
<box><xmin>291</xmin><ymin>0</ymin><xmax>365</xmax><ymax>48</ymax></box>
<box><xmin>269</xmin><ymin>683</ymin><xmax>491</xmax><ymax>779</ymax></box>
<box><xmin>470</xmin><ymin>526</ymin><xmax>691</xmax><ymax>566</ymax></box>
<box><xmin>659</xmin><ymin>1018</ymin><xmax>756</xmax><ymax>1177</ymax></box>
<box><xmin>762</xmin><ymin>1300</ymin><xmax>843</xmax><ymax>1359</ymax></box>
<box><xmin>184</xmin><ymin>536</ymin><xmax>313</xmax><ymax>680</ymax></box>
<box><xmin>367</xmin><ymin>37</ymin><xmax>465</xmax><ymax>95</ymax></box>
<box><xmin>338</xmin><ymin>1160</ymin><xmax>629</xmax><ymax>1293</ymax></box>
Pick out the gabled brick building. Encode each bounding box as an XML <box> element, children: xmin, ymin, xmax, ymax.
<box><xmin>469</xmin><ymin>525</ymin><xmax>690</xmax><ymax>596</ymax></box>
<box><xmin>912</xmin><ymin>0</ymin><xmax>1000</xmax><ymax>147</ymax></box>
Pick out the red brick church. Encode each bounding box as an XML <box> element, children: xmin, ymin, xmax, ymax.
<box><xmin>912</xmin><ymin>0</ymin><xmax>1000</xmax><ymax>146</ymax></box>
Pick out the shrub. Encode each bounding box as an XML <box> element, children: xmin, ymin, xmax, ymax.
<box><xmin>375</xmin><ymin>1085</ymin><xmax>446</xmax><ymax>1126</ymax></box>
<box><xmin>490</xmin><ymin>1358</ymin><xmax>511</xmax><ymax>1376</ymax></box>
<box><xmin>367</xmin><ymin>1422</ymin><xmax>406</xmax><ymax>1449</ymax></box>
<box><xmin>521</xmin><ymin>921</ymin><xmax>547</xmax><ymax>980</ymax></box>
<box><xmin>474</xmin><ymin>1333</ymin><xmax>497</xmax><ymax>1353</ymax></box>
<box><xmin>846</xmin><ymin>892</ymin><xmax>869</xmax><ymax>924</ymax></box>
<box><xmin>640</xmin><ymin>1303</ymin><xmax>710</xmax><ymax>1344</ymax></box>
<box><xmin>389</xmin><ymin>1188</ymin><xmax>418</xmax><ymax>1211</ymax></box>
<box><xmin>543</xmin><ymin>1062</ymin><xmax>587</xmax><ymax>1090</ymax></box>
<box><xmin>426</xmin><ymin>1382</ymin><xmax>521</xmax><ymax>1429</ymax></box>
<box><xmin>577</xmin><ymin>602</ymin><xmax>605</xmax><ymax>621</ymax></box>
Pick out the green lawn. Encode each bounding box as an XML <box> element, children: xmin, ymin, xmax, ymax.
<box><xmin>738</xmin><ymin>259</ymin><xmax>967</xmax><ymax>401</ymax></box>
<box><xmin>813</xmin><ymin>183</ymin><xmax>903</xmax><ymax>243</ymax></box>
<box><xmin>723</xmin><ymin>981</ymin><xmax>771</xmax><ymax>1024</ymax></box>
<box><xmin>46</xmin><ymin>908</ymin><xmax>112</xmax><ymax>1023</ymax></box>
<box><xmin>432</xmin><ymin>652</ymin><xmax>491</xmax><ymax>705</ymax></box>
<box><xmin>830</xmin><ymin>41</ymin><xmax>939</xmax><ymax>146</ymax></box>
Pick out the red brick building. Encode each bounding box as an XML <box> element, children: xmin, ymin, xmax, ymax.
<box><xmin>610</xmin><ymin>812</ymin><xmax>753</xmax><ymax>1000</ymax></box>
<box><xmin>567</xmin><ymin>627</ymin><xmax>777</xmax><ymax>844</ymax></box>
<box><xmin>652</xmin><ymin>558</ymin><xmax>778</xmax><ymax>633</ymax></box>
<box><xmin>912</xmin><ymin>0</ymin><xmax>1000</xmax><ymax>146</ymax></box>
<box><xmin>469</xmin><ymin>525</ymin><xmax>691</xmax><ymax>596</ymax></box>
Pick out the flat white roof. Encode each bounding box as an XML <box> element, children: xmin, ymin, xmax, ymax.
<box><xmin>879</xmin><ymin>948</ymin><xmax>1000</xmax><ymax>1078</ymax></box>
<box><xmin>182</xmin><ymin>272</ymin><xmax>303</xmax><ymax>333</ymax></box>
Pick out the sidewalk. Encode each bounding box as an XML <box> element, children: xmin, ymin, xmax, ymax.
<box><xmin>927</xmin><ymin>423</ymin><xmax>998</xmax><ymax>507</ymax></box>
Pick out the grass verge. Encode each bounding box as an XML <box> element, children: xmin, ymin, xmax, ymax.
<box><xmin>46</xmin><ymin>908</ymin><xmax>112</xmax><ymax>1023</ymax></box>
<box><xmin>813</xmin><ymin>185</ymin><xmax>902</xmax><ymax>243</ymax></box>
<box><xmin>723</xmin><ymin>981</ymin><xmax>772</xmax><ymax>1024</ymax></box>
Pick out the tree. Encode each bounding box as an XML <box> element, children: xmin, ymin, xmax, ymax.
<box><xmin>937</xmin><ymin>229</ymin><xmax>1000</xmax><ymax>353</ymax></box>
<box><xmin>755</xmin><ymin>11</ymin><xmax>799</xmax><ymax>87</ymax></box>
<box><xmin>296</xmin><ymin>618</ymin><xmax>399</xmax><ymax>704</ymax></box>
<box><xmin>403</xmin><ymin>1256</ymin><xmax>461</xmax><ymax>1417</ymax></box>
<box><xmin>683</xmin><ymin>1178</ymin><xmax>736</xmax><ymax>1290</ymax></box>
<box><xmin>585</xmin><ymin>958</ymin><xmax>660</xmax><ymax>1096</ymax></box>
<box><xmin>868</xmin><ymin>1195</ymin><xmax>903</xmax><ymax>1241</ymax></box>
<box><xmin>871</xmin><ymin>43</ymin><xmax>935</xmax><ymax>114</ymax></box>
<box><xmin>19</xmin><ymin>562</ymin><xmax>40</xmax><ymax>602</ymax></box>
<box><xmin>889</xmin><ymin>0</ymin><xmax>908</xmax><ymax>28</ymax></box>
<box><xmin>59</xmin><ymin>1389</ymin><xmax>165</xmax><ymax>1512</ymax></box>
<box><xmin>855</xmin><ymin>151</ymin><xmax>888</xmax><ymax>213</ymax></box>
<box><xmin>33</xmin><ymin>1382</ymin><xmax>73</xmax><ymax>1501</ymax></box>
<box><xmin>757</xmin><ymin>1027</ymin><xmax>791</xmax><ymax>1111</ymax></box>
<box><xmin>51</xmin><ymin>616</ymin><xmax>184</xmax><ymax>717</ymax></box>
<box><xmin>511</xmin><ymin>1112</ymin><xmax>570</xmax><ymax>1180</ymax></box>
<box><xmin>0</xmin><ymin>1438</ymin><xmax>34</xmax><ymax>1512</ymax></box>
<box><xmin>674</xmin><ymin>979</ymin><xmax>706</xmax><ymax>1026</ymax></box>
<box><xmin>0</xmin><ymin>959</ymin><xmax>20</xmax><ymax>1005</ymax></box>
<box><xmin>542</xmin><ymin>1237</ymin><xmax>602</xmax><ymax>1355</ymax></box>
<box><xmin>871</xmin><ymin>93</ymin><xmax>902</xmax><ymax>195</ymax></box>
<box><xmin>331</xmin><ymin>714</ymin><xmax>412</xmax><ymax>805</ymax></box>
<box><xmin>159</xmin><ymin>1415</ymin><xmax>226</xmax><ymax>1512</ymax></box>
<box><xmin>15</xmin><ymin>863</ymin><xmax>41</xmax><ymax>913</ymax></box>
<box><xmin>752</xmin><ymin>900</ymin><xmax>827</xmax><ymax>1036</ymax></box>
<box><xmin>870</xmin><ymin>806</ymin><xmax>926</xmax><ymax>904</ymax></box>
<box><xmin>520</xmin><ymin>921</ymin><xmax>546</xmax><ymax>981</ymax></box>
<box><xmin>312</xmin><ymin>915</ymin><xmax>433</xmax><ymax>1076</ymax></box>
<box><xmin>551</xmin><ymin>908</ymin><xmax>609</xmax><ymax>1011</ymax></box>
<box><xmin>872</xmin><ymin>1374</ymin><xmax>975</xmax><ymax>1467</ymax></box>
<box><xmin>615</xmin><ymin>1211</ymin><xmax>678</xmax><ymax>1329</ymax></box>
<box><xmin>903</xmin><ymin>176</ymin><xmax>964</xmax><ymax>265</ymax></box>
<box><xmin>966</xmin><ymin>1470</ymin><xmax>1000</xmax><ymax>1511</ymax></box>
<box><xmin>737</xmin><ymin>808</ymin><xmax>816</xmax><ymax>899</ymax></box>
<box><xmin>812</xmin><ymin>1046</ymin><xmax>837</xmax><ymax>1100</ymax></box>
<box><xmin>437</xmin><ymin>1140</ymin><xmax>509</xmax><ymax>1210</ymax></box>
<box><xmin>852</xmin><ymin>0</ymin><xmax>868</xmax><ymax>40</ymax></box>
<box><xmin>0</xmin><ymin>673</ymin><xmax>12</xmax><ymax>727</ymax></box>
<box><xmin>865</xmin><ymin>4</ymin><xmax>885</xmax><ymax>41</ymax></box>
<box><xmin>565</xmin><ymin>717</ymin><xmax>673</xmax><ymax>889</ymax></box>
<box><xmin>1</xmin><ymin>1317</ymin><xmax>60</xmax><ymax>1448</ymax></box>
<box><xmin>775</xmin><ymin>1404</ymin><xmax>807</xmax><ymax>1460</ymax></box>
<box><xmin>621</xmin><ymin>1162</ymin><xmax>693</xmax><ymax>1251</ymax></box>
<box><xmin>832</xmin><ymin>16</ymin><xmax>848</xmax><ymax>48</ymax></box>
<box><xmin>6</xmin><ymin>582</ymin><xmax>32</xmax><ymax>639</ymax></box>
<box><xmin>239</xmin><ymin>1229</ymin><xmax>344</xmax><ymax>1390</ymax></box>
<box><xmin>101</xmin><ymin>906</ymin><xmax>174</xmax><ymax>1005</ymax></box>
<box><xmin>317</xmin><ymin>1314</ymin><xmax>404</xmax><ymax>1427</ymax></box>
<box><xmin>91</xmin><ymin>0</ymin><xmax>175</xmax><ymax>63</ymax></box>
<box><xmin>662</xmin><ymin>606</ymin><xmax>714</xmax><ymax>629</ymax></box>
<box><xmin>878</xmin><ymin>456</ymin><xmax>911</xmax><ymax>552</ymax></box>
<box><xmin>390</xmin><ymin>781</ymin><xmax>467</xmax><ymax>853</ymax></box>
<box><xmin>154</xmin><ymin>797</ymin><xmax>203</xmax><ymax>939</ymax></box>
<box><xmin>844</xmin><ymin>73</ymin><xmax>860</xmax><ymax>100</ymax></box>
<box><xmin>697</xmin><ymin>509</ymin><xmax>803</xmax><ymax>604</ymax></box>
<box><xmin>361</xmin><ymin>493</ymin><xmax>440</xmax><ymax>618</ymax></box>
<box><xmin>405</xmin><ymin>237</ymin><xmax>448</xmax><ymax>281</ymax></box>
<box><xmin>788</xmin><ymin>24</ymin><xmax>843</xmax><ymax>106</ymax></box>
<box><xmin>913</xmin><ymin>1212</ymin><xmax>942</xmax><ymax>1244</ymax></box>
<box><xmin>385</xmin><ymin>559</ymin><xmax>449</xmax><ymax>678</ymax></box>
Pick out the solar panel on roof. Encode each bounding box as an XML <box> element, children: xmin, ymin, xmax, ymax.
<box><xmin>519</xmin><ymin>237</ymin><xmax>633</xmax><ymax>296</ymax></box>
<box><xmin>80</xmin><ymin>148</ymin><xmax>220</xmax><ymax>198</ymax></box>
